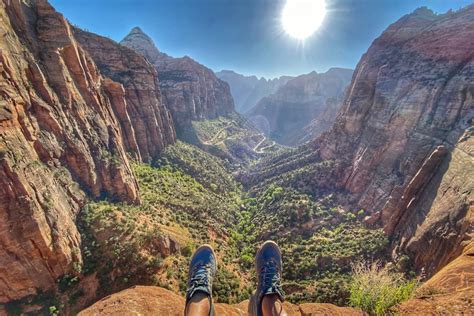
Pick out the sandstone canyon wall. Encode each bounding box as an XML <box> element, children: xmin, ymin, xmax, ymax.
<box><xmin>247</xmin><ymin>68</ymin><xmax>353</xmax><ymax>146</ymax></box>
<box><xmin>120</xmin><ymin>27</ymin><xmax>235</xmax><ymax>132</ymax></box>
<box><xmin>317</xmin><ymin>6</ymin><xmax>474</xmax><ymax>275</ymax></box>
<box><xmin>73</xmin><ymin>28</ymin><xmax>176</xmax><ymax>162</ymax></box>
<box><xmin>0</xmin><ymin>0</ymin><xmax>175</xmax><ymax>303</ymax></box>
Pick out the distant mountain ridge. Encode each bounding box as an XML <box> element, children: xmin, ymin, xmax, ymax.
<box><xmin>216</xmin><ymin>70</ymin><xmax>293</xmax><ymax>113</ymax></box>
<box><xmin>247</xmin><ymin>68</ymin><xmax>353</xmax><ymax>146</ymax></box>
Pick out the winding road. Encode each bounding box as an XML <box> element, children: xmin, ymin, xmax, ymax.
<box><xmin>253</xmin><ymin>134</ymin><xmax>276</xmax><ymax>154</ymax></box>
<box><xmin>200</xmin><ymin>121</ymin><xmax>276</xmax><ymax>154</ymax></box>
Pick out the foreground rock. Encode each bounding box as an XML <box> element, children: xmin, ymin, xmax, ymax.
<box><xmin>121</xmin><ymin>27</ymin><xmax>234</xmax><ymax>133</ymax></box>
<box><xmin>395</xmin><ymin>242</ymin><xmax>474</xmax><ymax>314</ymax></box>
<box><xmin>78</xmin><ymin>286</ymin><xmax>363</xmax><ymax>316</ymax></box>
<box><xmin>247</xmin><ymin>68</ymin><xmax>353</xmax><ymax>146</ymax></box>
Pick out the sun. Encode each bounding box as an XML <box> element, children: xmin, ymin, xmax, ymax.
<box><xmin>282</xmin><ymin>0</ymin><xmax>326</xmax><ymax>40</ymax></box>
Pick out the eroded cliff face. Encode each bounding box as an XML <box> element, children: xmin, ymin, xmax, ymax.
<box><xmin>247</xmin><ymin>68</ymin><xmax>353</xmax><ymax>146</ymax></box>
<box><xmin>73</xmin><ymin>28</ymin><xmax>176</xmax><ymax>162</ymax></box>
<box><xmin>317</xmin><ymin>6</ymin><xmax>474</xmax><ymax>274</ymax></box>
<box><xmin>120</xmin><ymin>27</ymin><xmax>235</xmax><ymax>132</ymax></box>
<box><xmin>0</xmin><ymin>0</ymin><xmax>173</xmax><ymax>303</ymax></box>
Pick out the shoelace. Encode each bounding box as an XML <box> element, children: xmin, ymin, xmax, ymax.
<box><xmin>189</xmin><ymin>263</ymin><xmax>211</xmax><ymax>290</ymax></box>
<box><xmin>260</xmin><ymin>260</ymin><xmax>282</xmax><ymax>292</ymax></box>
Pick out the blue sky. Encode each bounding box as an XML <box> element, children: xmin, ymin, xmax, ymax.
<box><xmin>51</xmin><ymin>0</ymin><xmax>473</xmax><ymax>78</ymax></box>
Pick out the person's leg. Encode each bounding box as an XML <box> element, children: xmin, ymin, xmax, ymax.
<box><xmin>261</xmin><ymin>294</ymin><xmax>287</xmax><ymax>316</ymax></box>
<box><xmin>249</xmin><ymin>241</ymin><xmax>287</xmax><ymax>316</ymax></box>
<box><xmin>186</xmin><ymin>292</ymin><xmax>210</xmax><ymax>316</ymax></box>
<box><xmin>184</xmin><ymin>244</ymin><xmax>217</xmax><ymax>316</ymax></box>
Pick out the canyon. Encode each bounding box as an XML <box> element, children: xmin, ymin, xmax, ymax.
<box><xmin>0</xmin><ymin>1</ymin><xmax>472</xmax><ymax>315</ymax></box>
<box><xmin>245</xmin><ymin>68</ymin><xmax>353</xmax><ymax>146</ymax></box>
<box><xmin>245</xmin><ymin>4</ymin><xmax>473</xmax><ymax>276</ymax></box>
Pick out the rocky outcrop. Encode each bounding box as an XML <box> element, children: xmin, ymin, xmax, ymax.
<box><xmin>216</xmin><ymin>70</ymin><xmax>293</xmax><ymax>113</ymax></box>
<box><xmin>78</xmin><ymin>286</ymin><xmax>364</xmax><ymax>316</ymax></box>
<box><xmin>73</xmin><ymin>28</ymin><xmax>176</xmax><ymax>162</ymax></box>
<box><xmin>247</xmin><ymin>68</ymin><xmax>353</xmax><ymax>146</ymax></box>
<box><xmin>395</xmin><ymin>242</ymin><xmax>474</xmax><ymax>314</ymax></box>
<box><xmin>316</xmin><ymin>6</ymin><xmax>474</xmax><ymax>274</ymax></box>
<box><xmin>0</xmin><ymin>0</ymin><xmax>173</xmax><ymax>303</ymax></box>
<box><xmin>120</xmin><ymin>27</ymin><xmax>234</xmax><ymax>132</ymax></box>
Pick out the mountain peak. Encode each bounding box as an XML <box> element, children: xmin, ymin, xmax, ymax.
<box><xmin>130</xmin><ymin>26</ymin><xmax>144</xmax><ymax>34</ymax></box>
<box><xmin>120</xmin><ymin>26</ymin><xmax>163</xmax><ymax>61</ymax></box>
<box><xmin>412</xmin><ymin>6</ymin><xmax>436</xmax><ymax>17</ymax></box>
<box><xmin>122</xmin><ymin>26</ymin><xmax>155</xmax><ymax>45</ymax></box>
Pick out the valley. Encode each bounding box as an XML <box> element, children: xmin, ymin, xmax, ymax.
<box><xmin>0</xmin><ymin>1</ymin><xmax>472</xmax><ymax>316</ymax></box>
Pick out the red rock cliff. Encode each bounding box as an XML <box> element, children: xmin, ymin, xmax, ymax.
<box><xmin>317</xmin><ymin>6</ymin><xmax>474</xmax><ymax>274</ymax></box>
<box><xmin>0</xmin><ymin>0</ymin><xmax>173</xmax><ymax>303</ymax></box>
<box><xmin>73</xmin><ymin>28</ymin><xmax>176</xmax><ymax>162</ymax></box>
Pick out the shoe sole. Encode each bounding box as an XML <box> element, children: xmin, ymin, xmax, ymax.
<box><xmin>189</xmin><ymin>244</ymin><xmax>218</xmax><ymax>273</ymax></box>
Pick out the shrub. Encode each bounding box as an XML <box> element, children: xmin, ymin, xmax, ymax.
<box><xmin>348</xmin><ymin>261</ymin><xmax>417</xmax><ymax>316</ymax></box>
<box><xmin>48</xmin><ymin>306</ymin><xmax>59</xmax><ymax>316</ymax></box>
<box><xmin>181</xmin><ymin>244</ymin><xmax>194</xmax><ymax>257</ymax></box>
<box><xmin>239</xmin><ymin>254</ymin><xmax>253</xmax><ymax>268</ymax></box>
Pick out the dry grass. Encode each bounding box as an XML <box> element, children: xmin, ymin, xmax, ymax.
<box><xmin>348</xmin><ymin>261</ymin><xmax>418</xmax><ymax>315</ymax></box>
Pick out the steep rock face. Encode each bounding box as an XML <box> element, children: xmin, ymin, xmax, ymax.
<box><xmin>73</xmin><ymin>28</ymin><xmax>176</xmax><ymax>162</ymax></box>
<box><xmin>0</xmin><ymin>0</ymin><xmax>142</xmax><ymax>302</ymax></box>
<box><xmin>317</xmin><ymin>6</ymin><xmax>474</xmax><ymax>274</ymax></box>
<box><xmin>216</xmin><ymin>70</ymin><xmax>293</xmax><ymax>113</ymax></box>
<box><xmin>247</xmin><ymin>68</ymin><xmax>353</xmax><ymax>146</ymax></box>
<box><xmin>120</xmin><ymin>27</ymin><xmax>234</xmax><ymax>132</ymax></box>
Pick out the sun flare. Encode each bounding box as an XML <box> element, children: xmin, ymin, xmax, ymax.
<box><xmin>282</xmin><ymin>0</ymin><xmax>326</xmax><ymax>40</ymax></box>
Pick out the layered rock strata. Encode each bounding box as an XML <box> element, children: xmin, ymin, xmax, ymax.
<box><xmin>74</xmin><ymin>28</ymin><xmax>176</xmax><ymax>162</ymax></box>
<box><xmin>0</xmin><ymin>0</ymin><xmax>175</xmax><ymax>302</ymax></box>
<box><xmin>316</xmin><ymin>6</ymin><xmax>474</xmax><ymax>274</ymax></box>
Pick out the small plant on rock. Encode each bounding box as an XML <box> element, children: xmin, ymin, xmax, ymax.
<box><xmin>348</xmin><ymin>261</ymin><xmax>418</xmax><ymax>316</ymax></box>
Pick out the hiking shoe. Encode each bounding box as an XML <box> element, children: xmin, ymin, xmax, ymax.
<box><xmin>249</xmin><ymin>241</ymin><xmax>285</xmax><ymax>316</ymax></box>
<box><xmin>185</xmin><ymin>244</ymin><xmax>217</xmax><ymax>316</ymax></box>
